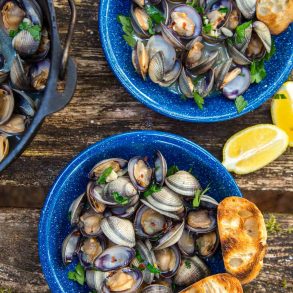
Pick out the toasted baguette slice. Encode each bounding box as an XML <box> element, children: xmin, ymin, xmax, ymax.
<box><xmin>179</xmin><ymin>273</ymin><xmax>243</xmax><ymax>293</ymax></box>
<box><xmin>256</xmin><ymin>0</ymin><xmax>293</xmax><ymax>35</ymax></box>
<box><xmin>217</xmin><ymin>197</ymin><xmax>267</xmax><ymax>284</ymax></box>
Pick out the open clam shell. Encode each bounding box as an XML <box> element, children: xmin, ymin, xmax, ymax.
<box><xmin>0</xmin><ymin>85</ymin><xmax>14</xmax><ymax>125</ymax></box>
<box><xmin>86</xmin><ymin>269</ymin><xmax>109</xmax><ymax>292</ymax></box>
<box><xmin>194</xmin><ymin>230</ymin><xmax>219</xmax><ymax>258</ymax></box>
<box><xmin>87</xmin><ymin>181</ymin><xmax>106</xmax><ymax>213</ymax></box>
<box><xmin>78</xmin><ymin>209</ymin><xmax>103</xmax><ymax>237</ymax></box>
<box><xmin>101</xmin><ymin>216</ymin><xmax>136</xmax><ymax>247</ymax></box>
<box><xmin>62</xmin><ymin>229</ymin><xmax>81</xmax><ymax>265</ymax></box>
<box><xmin>68</xmin><ymin>193</ymin><xmax>86</xmax><ymax>226</ymax></box>
<box><xmin>154</xmin><ymin>150</ymin><xmax>167</xmax><ymax>186</ymax></box>
<box><xmin>178</xmin><ymin>229</ymin><xmax>195</xmax><ymax>256</ymax></box>
<box><xmin>0</xmin><ymin>114</ymin><xmax>26</xmax><ymax>135</ymax></box>
<box><xmin>13</xmin><ymin>89</ymin><xmax>36</xmax><ymax>117</ymax></box>
<box><xmin>0</xmin><ymin>134</ymin><xmax>9</xmax><ymax>162</ymax></box>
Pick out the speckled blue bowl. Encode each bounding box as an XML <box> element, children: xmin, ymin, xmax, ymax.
<box><xmin>98</xmin><ymin>0</ymin><xmax>293</xmax><ymax>122</ymax></box>
<box><xmin>39</xmin><ymin>131</ymin><xmax>242</xmax><ymax>292</ymax></box>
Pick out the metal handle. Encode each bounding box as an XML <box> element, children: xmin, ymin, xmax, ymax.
<box><xmin>59</xmin><ymin>0</ymin><xmax>77</xmax><ymax>79</ymax></box>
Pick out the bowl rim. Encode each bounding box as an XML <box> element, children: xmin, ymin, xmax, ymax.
<box><xmin>98</xmin><ymin>0</ymin><xmax>293</xmax><ymax>122</ymax></box>
<box><xmin>38</xmin><ymin>130</ymin><xmax>242</xmax><ymax>292</ymax></box>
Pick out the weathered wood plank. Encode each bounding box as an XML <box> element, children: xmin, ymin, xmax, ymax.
<box><xmin>0</xmin><ymin>0</ymin><xmax>292</xmax><ymax>209</ymax></box>
<box><xmin>0</xmin><ymin>210</ymin><xmax>291</xmax><ymax>292</ymax></box>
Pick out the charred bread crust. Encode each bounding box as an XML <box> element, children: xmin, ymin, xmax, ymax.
<box><xmin>218</xmin><ymin>197</ymin><xmax>267</xmax><ymax>284</ymax></box>
<box><xmin>256</xmin><ymin>0</ymin><xmax>293</xmax><ymax>35</ymax></box>
<box><xmin>179</xmin><ymin>273</ymin><xmax>243</xmax><ymax>293</ymax></box>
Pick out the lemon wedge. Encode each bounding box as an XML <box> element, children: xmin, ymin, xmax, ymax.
<box><xmin>222</xmin><ymin>124</ymin><xmax>289</xmax><ymax>174</ymax></box>
<box><xmin>271</xmin><ymin>81</ymin><xmax>293</xmax><ymax>146</ymax></box>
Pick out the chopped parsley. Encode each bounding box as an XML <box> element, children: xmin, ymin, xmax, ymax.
<box><xmin>186</xmin><ymin>0</ymin><xmax>204</xmax><ymax>14</ymax></box>
<box><xmin>203</xmin><ymin>22</ymin><xmax>212</xmax><ymax>34</ymax></box>
<box><xmin>167</xmin><ymin>165</ymin><xmax>179</xmax><ymax>176</ymax></box>
<box><xmin>117</xmin><ymin>15</ymin><xmax>136</xmax><ymax>47</ymax></box>
<box><xmin>235</xmin><ymin>95</ymin><xmax>248</xmax><ymax>113</ymax></box>
<box><xmin>68</xmin><ymin>263</ymin><xmax>85</xmax><ymax>286</ymax></box>
<box><xmin>250</xmin><ymin>59</ymin><xmax>266</xmax><ymax>84</ymax></box>
<box><xmin>235</xmin><ymin>21</ymin><xmax>252</xmax><ymax>44</ymax></box>
<box><xmin>145</xmin><ymin>5</ymin><xmax>165</xmax><ymax>25</ymax></box>
<box><xmin>218</xmin><ymin>7</ymin><xmax>228</xmax><ymax>14</ymax></box>
<box><xmin>185</xmin><ymin>260</ymin><xmax>191</xmax><ymax>269</ymax></box>
<box><xmin>192</xmin><ymin>184</ymin><xmax>210</xmax><ymax>208</ymax></box>
<box><xmin>113</xmin><ymin>192</ymin><xmax>129</xmax><ymax>205</ymax></box>
<box><xmin>146</xmin><ymin>263</ymin><xmax>161</xmax><ymax>273</ymax></box>
<box><xmin>147</xmin><ymin>18</ymin><xmax>155</xmax><ymax>35</ymax></box>
<box><xmin>9</xmin><ymin>20</ymin><xmax>41</xmax><ymax>41</ymax></box>
<box><xmin>273</xmin><ymin>93</ymin><xmax>286</xmax><ymax>99</ymax></box>
<box><xmin>143</xmin><ymin>183</ymin><xmax>162</xmax><ymax>197</ymax></box>
<box><xmin>135</xmin><ymin>250</ymin><xmax>161</xmax><ymax>273</ymax></box>
<box><xmin>97</xmin><ymin>167</ymin><xmax>113</xmax><ymax>184</ymax></box>
<box><xmin>193</xmin><ymin>91</ymin><xmax>204</xmax><ymax>110</ymax></box>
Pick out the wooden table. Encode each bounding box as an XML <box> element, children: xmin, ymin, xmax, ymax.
<box><xmin>0</xmin><ymin>0</ymin><xmax>292</xmax><ymax>292</ymax></box>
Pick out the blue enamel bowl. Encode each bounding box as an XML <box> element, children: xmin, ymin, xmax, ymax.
<box><xmin>98</xmin><ymin>0</ymin><xmax>293</xmax><ymax>122</ymax></box>
<box><xmin>39</xmin><ymin>131</ymin><xmax>242</xmax><ymax>292</ymax></box>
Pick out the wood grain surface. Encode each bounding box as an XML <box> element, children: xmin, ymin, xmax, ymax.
<box><xmin>0</xmin><ymin>210</ymin><xmax>291</xmax><ymax>292</ymax></box>
<box><xmin>0</xmin><ymin>0</ymin><xmax>292</xmax><ymax>211</ymax></box>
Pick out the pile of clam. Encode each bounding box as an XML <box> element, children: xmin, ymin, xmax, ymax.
<box><xmin>0</xmin><ymin>0</ymin><xmax>50</xmax><ymax>162</ymax></box>
<box><xmin>62</xmin><ymin>151</ymin><xmax>221</xmax><ymax>292</ymax></box>
<box><xmin>130</xmin><ymin>0</ymin><xmax>272</xmax><ymax>101</ymax></box>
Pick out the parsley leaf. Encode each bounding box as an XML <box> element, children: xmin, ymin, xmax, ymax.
<box><xmin>145</xmin><ymin>5</ymin><xmax>165</xmax><ymax>25</ymax></box>
<box><xmin>203</xmin><ymin>23</ymin><xmax>212</xmax><ymax>34</ymax></box>
<box><xmin>235</xmin><ymin>95</ymin><xmax>248</xmax><ymax>113</ymax></box>
<box><xmin>250</xmin><ymin>59</ymin><xmax>266</xmax><ymax>83</ymax></box>
<box><xmin>235</xmin><ymin>21</ymin><xmax>252</xmax><ymax>44</ymax></box>
<box><xmin>117</xmin><ymin>15</ymin><xmax>136</xmax><ymax>47</ymax></box>
<box><xmin>136</xmin><ymin>250</ymin><xmax>144</xmax><ymax>263</ymax></box>
<box><xmin>9</xmin><ymin>21</ymin><xmax>41</xmax><ymax>41</ymax></box>
<box><xmin>68</xmin><ymin>263</ymin><xmax>85</xmax><ymax>286</ymax></box>
<box><xmin>273</xmin><ymin>93</ymin><xmax>286</xmax><ymax>99</ymax></box>
<box><xmin>143</xmin><ymin>183</ymin><xmax>162</xmax><ymax>197</ymax></box>
<box><xmin>185</xmin><ymin>260</ymin><xmax>191</xmax><ymax>269</ymax></box>
<box><xmin>192</xmin><ymin>184</ymin><xmax>210</xmax><ymax>208</ymax></box>
<box><xmin>186</xmin><ymin>0</ymin><xmax>204</xmax><ymax>14</ymax></box>
<box><xmin>193</xmin><ymin>91</ymin><xmax>204</xmax><ymax>110</ymax></box>
<box><xmin>113</xmin><ymin>192</ymin><xmax>129</xmax><ymax>205</ymax></box>
<box><xmin>146</xmin><ymin>263</ymin><xmax>161</xmax><ymax>273</ymax></box>
<box><xmin>135</xmin><ymin>250</ymin><xmax>160</xmax><ymax>273</ymax></box>
<box><xmin>167</xmin><ymin>165</ymin><xmax>179</xmax><ymax>176</ymax></box>
<box><xmin>218</xmin><ymin>7</ymin><xmax>228</xmax><ymax>14</ymax></box>
<box><xmin>147</xmin><ymin>18</ymin><xmax>155</xmax><ymax>35</ymax></box>
<box><xmin>97</xmin><ymin>167</ymin><xmax>113</xmax><ymax>184</ymax></box>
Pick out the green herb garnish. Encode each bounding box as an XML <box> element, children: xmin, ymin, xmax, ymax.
<box><xmin>147</xmin><ymin>18</ymin><xmax>155</xmax><ymax>35</ymax></box>
<box><xmin>218</xmin><ymin>7</ymin><xmax>228</xmax><ymax>14</ymax></box>
<box><xmin>9</xmin><ymin>20</ymin><xmax>41</xmax><ymax>41</ymax></box>
<box><xmin>68</xmin><ymin>263</ymin><xmax>85</xmax><ymax>286</ymax></box>
<box><xmin>146</xmin><ymin>263</ymin><xmax>161</xmax><ymax>273</ymax></box>
<box><xmin>136</xmin><ymin>250</ymin><xmax>144</xmax><ymax>263</ymax></box>
<box><xmin>235</xmin><ymin>21</ymin><xmax>252</xmax><ymax>44</ymax></box>
<box><xmin>143</xmin><ymin>183</ymin><xmax>162</xmax><ymax>197</ymax></box>
<box><xmin>135</xmin><ymin>250</ymin><xmax>160</xmax><ymax>273</ymax></box>
<box><xmin>167</xmin><ymin>165</ymin><xmax>179</xmax><ymax>176</ymax></box>
<box><xmin>117</xmin><ymin>15</ymin><xmax>136</xmax><ymax>47</ymax></box>
<box><xmin>192</xmin><ymin>184</ymin><xmax>210</xmax><ymax>208</ymax></box>
<box><xmin>185</xmin><ymin>260</ymin><xmax>191</xmax><ymax>269</ymax></box>
<box><xmin>113</xmin><ymin>192</ymin><xmax>129</xmax><ymax>205</ymax></box>
<box><xmin>235</xmin><ymin>95</ymin><xmax>248</xmax><ymax>113</ymax></box>
<box><xmin>203</xmin><ymin>23</ymin><xmax>212</xmax><ymax>34</ymax></box>
<box><xmin>250</xmin><ymin>59</ymin><xmax>266</xmax><ymax>83</ymax></box>
<box><xmin>193</xmin><ymin>91</ymin><xmax>204</xmax><ymax>110</ymax></box>
<box><xmin>97</xmin><ymin>167</ymin><xmax>113</xmax><ymax>184</ymax></box>
<box><xmin>273</xmin><ymin>93</ymin><xmax>286</xmax><ymax>99</ymax></box>
<box><xmin>145</xmin><ymin>5</ymin><xmax>165</xmax><ymax>25</ymax></box>
<box><xmin>266</xmin><ymin>215</ymin><xmax>281</xmax><ymax>234</ymax></box>
<box><xmin>186</xmin><ymin>0</ymin><xmax>204</xmax><ymax>14</ymax></box>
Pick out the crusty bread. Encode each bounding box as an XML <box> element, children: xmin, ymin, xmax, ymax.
<box><xmin>256</xmin><ymin>0</ymin><xmax>293</xmax><ymax>35</ymax></box>
<box><xmin>217</xmin><ymin>197</ymin><xmax>267</xmax><ymax>284</ymax></box>
<box><xmin>179</xmin><ymin>273</ymin><xmax>243</xmax><ymax>293</ymax></box>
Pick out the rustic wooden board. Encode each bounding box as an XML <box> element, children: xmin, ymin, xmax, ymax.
<box><xmin>0</xmin><ymin>0</ymin><xmax>292</xmax><ymax>210</ymax></box>
<box><xmin>0</xmin><ymin>210</ymin><xmax>291</xmax><ymax>292</ymax></box>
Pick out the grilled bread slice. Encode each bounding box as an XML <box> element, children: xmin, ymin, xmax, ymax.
<box><xmin>179</xmin><ymin>273</ymin><xmax>243</xmax><ymax>293</ymax></box>
<box><xmin>256</xmin><ymin>0</ymin><xmax>293</xmax><ymax>35</ymax></box>
<box><xmin>218</xmin><ymin>197</ymin><xmax>267</xmax><ymax>284</ymax></box>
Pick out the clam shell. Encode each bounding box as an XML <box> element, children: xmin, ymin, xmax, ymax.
<box><xmin>68</xmin><ymin>193</ymin><xmax>85</xmax><ymax>225</ymax></box>
<box><xmin>148</xmin><ymin>51</ymin><xmax>165</xmax><ymax>84</ymax></box>
<box><xmin>78</xmin><ymin>209</ymin><xmax>103</xmax><ymax>237</ymax></box>
<box><xmin>154</xmin><ymin>150</ymin><xmax>168</xmax><ymax>186</ymax></box>
<box><xmin>0</xmin><ymin>85</ymin><xmax>14</xmax><ymax>125</ymax></box>
<box><xmin>174</xmin><ymin>256</ymin><xmax>210</xmax><ymax>286</ymax></box>
<box><xmin>101</xmin><ymin>216</ymin><xmax>136</xmax><ymax>247</ymax></box>
<box><xmin>253</xmin><ymin>21</ymin><xmax>271</xmax><ymax>53</ymax></box>
<box><xmin>62</xmin><ymin>229</ymin><xmax>81</xmax><ymax>265</ymax></box>
<box><xmin>0</xmin><ymin>135</ymin><xmax>9</xmax><ymax>162</ymax></box>
<box><xmin>165</xmin><ymin>171</ymin><xmax>201</xmax><ymax>197</ymax></box>
<box><xmin>142</xmin><ymin>284</ymin><xmax>172</xmax><ymax>293</ymax></box>
<box><xmin>0</xmin><ymin>114</ymin><xmax>26</xmax><ymax>135</ymax></box>
<box><xmin>12</xmin><ymin>30</ymin><xmax>40</xmax><ymax>57</ymax></box>
<box><xmin>235</xmin><ymin>0</ymin><xmax>256</xmax><ymax>19</ymax></box>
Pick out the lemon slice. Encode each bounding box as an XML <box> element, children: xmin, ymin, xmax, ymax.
<box><xmin>271</xmin><ymin>81</ymin><xmax>293</xmax><ymax>146</ymax></box>
<box><xmin>222</xmin><ymin>124</ymin><xmax>289</xmax><ymax>174</ymax></box>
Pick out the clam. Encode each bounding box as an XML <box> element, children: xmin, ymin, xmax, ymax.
<box><xmin>68</xmin><ymin>193</ymin><xmax>85</xmax><ymax>226</ymax></box>
<box><xmin>0</xmin><ymin>0</ymin><xmax>25</xmax><ymax>31</ymax></box>
<box><xmin>128</xmin><ymin>156</ymin><xmax>152</xmax><ymax>191</ymax></box>
<box><xmin>79</xmin><ymin>236</ymin><xmax>105</xmax><ymax>268</ymax></box>
<box><xmin>30</xmin><ymin>59</ymin><xmax>50</xmax><ymax>91</ymax></box>
<box><xmin>89</xmin><ymin>158</ymin><xmax>128</xmax><ymax>180</ymax></box>
<box><xmin>158</xmin><ymin>60</ymin><xmax>182</xmax><ymax>88</ymax></box>
<box><xmin>111</xmin><ymin>200</ymin><xmax>140</xmax><ymax>218</ymax></box>
<box><xmin>86</xmin><ymin>269</ymin><xmax>109</xmax><ymax>292</ymax></box>
<box><xmin>94</xmin><ymin>245</ymin><xmax>135</xmax><ymax>271</ymax></box>
<box><xmin>213</xmin><ymin>58</ymin><xmax>232</xmax><ymax>89</ymax></box>
<box><xmin>131</xmin><ymin>4</ymin><xmax>151</xmax><ymax>38</ymax></box>
<box><xmin>165</xmin><ymin>170</ymin><xmax>201</xmax><ymax>197</ymax></box>
<box><xmin>225</xmin><ymin>2</ymin><xmax>241</xmax><ymax>31</ymax></box>
<box><xmin>153</xmin><ymin>221</ymin><xmax>185</xmax><ymax>250</ymax></box>
<box><xmin>253</xmin><ymin>21</ymin><xmax>271</xmax><ymax>54</ymax></box>
<box><xmin>148</xmin><ymin>51</ymin><xmax>165</xmax><ymax>84</ymax></box>
<box><xmin>13</xmin><ymin>89</ymin><xmax>36</xmax><ymax>117</ymax></box>
<box><xmin>29</xmin><ymin>27</ymin><xmax>50</xmax><ymax>61</ymax></box>
<box><xmin>235</xmin><ymin>0</ymin><xmax>256</xmax><ymax>19</ymax></box>
<box><xmin>0</xmin><ymin>134</ymin><xmax>9</xmax><ymax>162</ymax></box>
<box><xmin>62</xmin><ymin>229</ymin><xmax>81</xmax><ymax>265</ymax></box>
<box><xmin>134</xmin><ymin>204</ymin><xmax>170</xmax><ymax>239</ymax></box>
<box><xmin>154</xmin><ymin>150</ymin><xmax>167</xmax><ymax>186</ymax></box>
<box><xmin>196</xmin><ymin>69</ymin><xmax>215</xmax><ymax>97</ymax></box>
<box><xmin>222</xmin><ymin>66</ymin><xmax>251</xmax><ymax>100</ymax></box>
<box><xmin>101</xmin><ymin>216</ymin><xmax>136</xmax><ymax>247</ymax></box>
<box><xmin>227</xmin><ymin>42</ymin><xmax>252</xmax><ymax>65</ymax></box>
<box><xmin>0</xmin><ymin>85</ymin><xmax>14</xmax><ymax>125</ymax></box>
<box><xmin>142</xmin><ymin>284</ymin><xmax>172</xmax><ymax>293</ymax></box>
<box><xmin>178</xmin><ymin>229</ymin><xmax>195</xmax><ymax>256</ymax></box>
<box><xmin>21</xmin><ymin>0</ymin><xmax>43</xmax><ymax>26</ymax></box>
<box><xmin>154</xmin><ymin>245</ymin><xmax>181</xmax><ymax>278</ymax></box>
<box><xmin>195</xmin><ymin>231</ymin><xmax>219</xmax><ymax>257</ymax></box>
<box><xmin>101</xmin><ymin>267</ymin><xmax>143</xmax><ymax>293</ymax></box>
<box><xmin>0</xmin><ymin>53</ymin><xmax>8</xmax><ymax>83</ymax></box>
<box><xmin>186</xmin><ymin>208</ymin><xmax>217</xmax><ymax>233</ymax></box>
<box><xmin>178</xmin><ymin>67</ymin><xmax>194</xmax><ymax>98</ymax></box>
<box><xmin>78</xmin><ymin>209</ymin><xmax>103</xmax><ymax>237</ymax></box>
<box><xmin>10</xmin><ymin>54</ymin><xmax>31</xmax><ymax>90</ymax></box>
<box><xmin>0</xmin><ymin>114</ymin><xmax>26</xmax><ymax>135</ymax></box>
<box><xmin>173</xmin><ymin>256</ymin><xmax>210</xmax><ymax>286</ymax></box>
<box><xmin>132</xmin><ymin>40</ymin><xmax>149</xmax><ymax>80</ymax></box>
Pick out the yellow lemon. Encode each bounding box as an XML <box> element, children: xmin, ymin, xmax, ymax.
<box><xmin>271</xmin><ymin>81</ymin><xmax>293</xmax><ymax>146</ymax></box>
<box><xmin>222</xmin><ymin>124</ymin><xmax>289</xmax><ymax>174</ymax></box>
